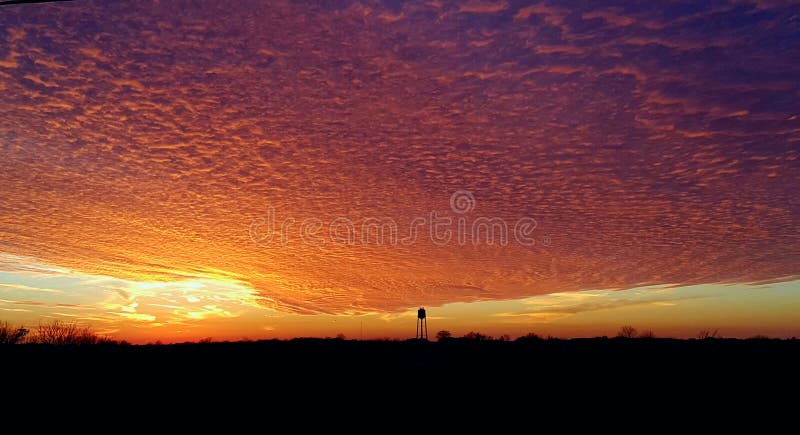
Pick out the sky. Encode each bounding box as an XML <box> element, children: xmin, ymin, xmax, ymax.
<box><xmin>0</xmin><ymin>0</ymin><xmax>798</xmax><ymax>342</ymax></box>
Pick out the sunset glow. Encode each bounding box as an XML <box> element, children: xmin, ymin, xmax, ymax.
<box><xmin>1</xmin><ymin>0</ymin><xmax>799</xmax><ymax>342</ymax></box>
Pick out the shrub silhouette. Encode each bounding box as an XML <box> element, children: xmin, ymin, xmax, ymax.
<box><xmin>617</xmin><ymin>325</ymin><xmax>638</xmax><ymax>338</ymax></box>
<box><xmin>463</xmin><ymin>331</ymin><xmax>491</xmax><ymax>341</ymax></box>
<box><xmin>697</xmin><ymin>329</ymin><xmax>721</xmax><ymax>339</ymax></box>
<box><xmin>30</xmin><ymin>320</ymin><xmax>102</xmax><ymax>345</ymax></box>
<box><xmin>435</xmin><ymin>330</ymin><xmax>452</xmax><ymax>341</ymax></box>
<box><xmin>0</xmin><ymin>321</ymin><xmax>28</xmax><ymax>345</ymax></box>
<box><xmin>516</xmin><ymin>332</ymin><xmax>541</xmax><ymax>342</ymax></box>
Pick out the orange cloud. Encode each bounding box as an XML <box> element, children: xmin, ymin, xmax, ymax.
<box><xmin>0</xmin><ymin>0</ymin><xmax>798</xmax><ymax>318</ymax></box>
<box><xmin>460</xmin><ymin>1</ymin><xmax>508</xmax><ymax>14</ymax></box>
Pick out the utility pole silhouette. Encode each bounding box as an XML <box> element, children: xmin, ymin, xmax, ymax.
<box><xmin>416</xmin><ymin>307</ymin><xmax>428</xmax><ymax>340</ymax></box>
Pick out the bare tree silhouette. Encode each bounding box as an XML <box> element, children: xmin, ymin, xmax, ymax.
<box><xmin>617</xmin><ymin>325</ymin><xmax>638</xmax><ymax>338</ymax></box>
<box><xmin>30</xmin><ymin>320</ymin><xmax>104</xmax><ymax>345</ymax></box>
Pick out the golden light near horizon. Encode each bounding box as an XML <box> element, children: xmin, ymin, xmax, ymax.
<box><xmin>1</xmin><ymin>254</ymin><xmax>798</xmax><ymax>342</ymax></box>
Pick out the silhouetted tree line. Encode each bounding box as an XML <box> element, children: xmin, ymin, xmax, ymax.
<box><xmin>0</xmin><ymin>320</ymin><xmax>123</xmax><ymax>345</ymax></box>
<box><xmin>2</xmin><ymin>319</ymin><xmax>792</xmax><ymax>346</ymax></box>
<box><xmin>431</xmin><ymin>326</ymin><xmax>784</xmax><ymax>342</ymax></box>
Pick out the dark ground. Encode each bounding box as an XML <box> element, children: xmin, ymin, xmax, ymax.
<box><xmin>3</xmin><ymin>337</ymin><xmax>798</xmax><ymax>420</ymax></box>
<box><xmin>4</xmin><ymin>337</ymin><xmax>798</xmax><ymax>385</ymax></box>
<box><xmin>3</xmin><ymin>337</ymin><xmax>795</xmax><ymax>426</ymax></box>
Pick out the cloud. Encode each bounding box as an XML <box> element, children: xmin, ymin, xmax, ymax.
<box><xmin>493</xmin><ymin>289</ymin><xmax>709</xmax><ymax>322</ymax></box>
<box><xmin>0</xmin><ymin>283</ymin><xmax>64</xmax><ymax>294</ymax></box>
<box><xmin>514</xmin><ymin>3</ymin><xmax>568</xmax><ymax>25</ymax></box>
<box><xmin>581</xmin><ymin>10</ymin><xmax>634</xmax><ymax>27</ymax></box>
<box><xmin>459</xmin><ymin>1</ymin><xmax>508</xmax><ymax>14</ymax></box>
<box><xmin>0</xmin><ymin>0</ymin><xmax>798</xmax><ymax>315</ymax></box>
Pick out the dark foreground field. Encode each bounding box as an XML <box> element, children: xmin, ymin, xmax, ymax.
<box><xmin>4</xmin><ymin>338</ymin><xmax>799</xmax><ymax>423</ymax></box>
<box><xmin>4</xmin><ymin>338</ymin><xmax>798</xmax><ymax>394</ymax></box>
<box><xmin>2</xmin><ymin>339</ymin><xmax>796</xmax><ymax>424</ymax></box>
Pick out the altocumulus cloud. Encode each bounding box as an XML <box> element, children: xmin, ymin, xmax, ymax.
<box><xmin>0</xmin><ymin>0</ymin><xmax>798</xmax><ymax>314</ymax></box>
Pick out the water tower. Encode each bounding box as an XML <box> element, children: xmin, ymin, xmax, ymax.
<box><xmin>416</xmin><ymin>307</ymin><xmax>428</xmax><ymax>340</ymax></box>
